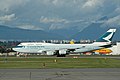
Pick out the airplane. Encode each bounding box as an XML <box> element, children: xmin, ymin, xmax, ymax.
<box><xmin>12</xmin><ymin>29</ymin><xmax>116</xmax><ymax>57</ymax></box>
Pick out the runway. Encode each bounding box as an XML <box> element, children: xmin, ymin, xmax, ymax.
<box><xmin>0</xmin><ymin>68</ymin><xmax>120</xmax><ymax>80</ymax></box>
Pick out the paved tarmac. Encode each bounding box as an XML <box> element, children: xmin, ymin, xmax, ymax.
<box><xmin>0</xmin><ymin>68</ymin><xmax>120</xmax><ymax>80</ymax></box>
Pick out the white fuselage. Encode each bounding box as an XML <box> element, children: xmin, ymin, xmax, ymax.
<box><xmin>12</xmin><ymin>42</ymin><xmax>109</xmax><ymax>53</ymax></box>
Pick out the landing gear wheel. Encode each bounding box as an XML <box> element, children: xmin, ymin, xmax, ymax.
<box><xmin>57</xmin><ymin>54</ymin><xmax>66</xmax><ymax>57</ymax></box>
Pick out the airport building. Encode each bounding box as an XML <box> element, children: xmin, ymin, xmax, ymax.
<box><xmin>109</xmin><ymin>42</ymin><xmax>120</xmax><ymax>55</ymax></box>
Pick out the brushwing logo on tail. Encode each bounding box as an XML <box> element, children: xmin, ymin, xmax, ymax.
<box><xmin>96</xmin><ymin>29</ymin><xmax>116</xmax><ymax>42</ymax></box>
<box><xmin>103</xmin><ymin>32</ymin><xmax>114</xmax><ymax>42</ymax></box>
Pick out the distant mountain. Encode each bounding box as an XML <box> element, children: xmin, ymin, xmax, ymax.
<box><xmin>72</xmin><ymin>23</ymin><xmax>106</xmax><ymax>40</ymax></box>
<box><xmin>0</xmin><ymin>25</ymin><xmax>65</xmax><ymax>40</ymax></box>
<box><xmin>48</xmin><ymin>16</ymin><xmax>120</xmax><ymax>41</ymax></box>
<box><xmin>0</xmin><ymin>15</ymin><xmax>120</xmax><ymax>41</ymax></box>
<box><xmin>72</xmin><ymin>22</ymin><xmax>120</xmax><ymax>41</ymax></box>
<box><xmin>48</xmin><ymin>26</ymin><xmax>80</xmax><ymax>39</ymax></box>
<box><xmin>98</xmin><ymin>16</ymin><xmax>108</xmax><ymax>21</ymax></box>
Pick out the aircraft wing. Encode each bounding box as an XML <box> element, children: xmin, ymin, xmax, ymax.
<box><xmin>73</xmin><ymin>46</ymin><xmax>104</xmax><ymax>53</ymax></box>
<box><xmin>43</xmin><ymin>46</ymin><xmax>104</xmax><ymax>53</ymax></box>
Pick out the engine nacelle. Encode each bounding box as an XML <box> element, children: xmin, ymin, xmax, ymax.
<box><xmin>59</xmin><ymin>50</ymin><xmax>67</xmax><ymax>54</ymax></box>
<box><xmin>46</xmin><ymin>51</ymin><xmax>55</xmax><ymax>55</ymax></box>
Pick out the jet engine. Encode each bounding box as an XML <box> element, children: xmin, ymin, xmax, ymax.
<box><xmin>59</xmin><ymin>50</ymin><xmax>67</xmax><ymax>54</ymax></box>
<box><xmin>46</xmin><ymin>51</ymin><xmax>55</xmax><ymax>55</ymax></box>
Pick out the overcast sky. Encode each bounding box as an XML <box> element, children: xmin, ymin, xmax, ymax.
<box><xmin>0</xmin><ymin>0</ymin><xmax>120</xmax><ymax>31</ymax></box>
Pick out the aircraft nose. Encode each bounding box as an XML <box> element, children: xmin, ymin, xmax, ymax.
<box><xmin>12</xmin><ymin>47</ymin><xmax>17</xmax><ymax>51</ymax></box>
